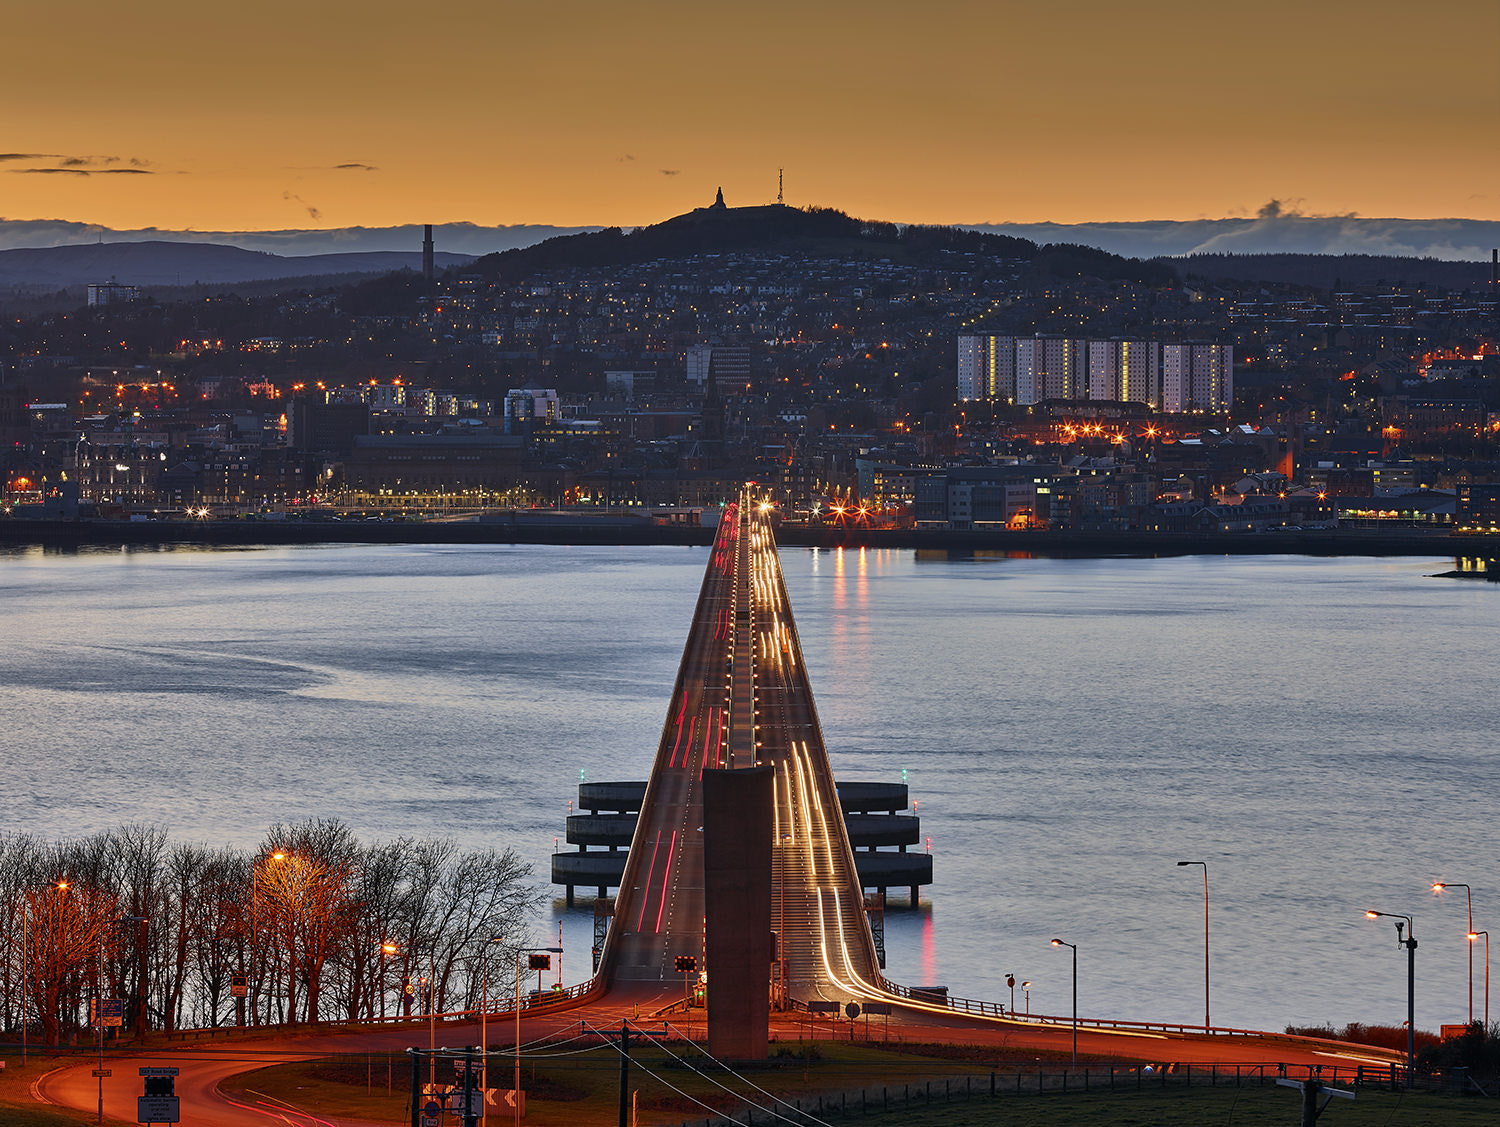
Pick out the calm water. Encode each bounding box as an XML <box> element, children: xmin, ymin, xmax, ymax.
<box><xmin>2</xmin><ymin>542</ymin><xmax>1494</xmax><ymax>1034</ymax></box>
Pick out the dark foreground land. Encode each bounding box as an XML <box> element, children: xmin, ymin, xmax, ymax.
<box><xmin>3</xmin><ymin>515</ymin><xmax>1498</xmax><ymax>562</ymax></box>
<box><xmin>4</xmin><ymin>1043</ymin><xmax>1493</xmax><ymax>1127</ymax></box>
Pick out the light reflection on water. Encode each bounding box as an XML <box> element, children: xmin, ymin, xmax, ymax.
<box><xmin>2</xmin><ymin>542</ymin><xmax>1492</xmax><ymax>1034</ymax></box>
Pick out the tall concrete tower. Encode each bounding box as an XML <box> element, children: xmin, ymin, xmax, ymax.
<box><xmin>422</xmin><ymin>224</ymin><xmax>434</xmax><ymax>282</ymax></box>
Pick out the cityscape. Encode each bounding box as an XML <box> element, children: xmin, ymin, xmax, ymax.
<box><xmin>3</xmin><ymin>1</ymin><xmax>1499</xmax><ymax>1124</ymax></box>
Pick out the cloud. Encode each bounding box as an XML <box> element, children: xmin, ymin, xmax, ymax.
<box><xmin>5</xmin><ymin>152</ymin><xmax>156</xmax><ymax>175</ymax></box>
<box><xmin>659</xmin><ymin>168</ymin><xmax>680</xmax><ymax>176</ymax></box>
<box><xmin>334</xmin><ymin>162</ymin><xmax>377</xmax><ymax>172</ymax></box>
<box><xmin>13</xmin><ymin>167</ymin><xmax>153</xmax><ymax>176</ymax></box>
<box><xmin>283</xmin><ymin>191</ymin><xmax>321</xmax><ymax>220</ymax></box>
<box><xmin>1253</xmin><ymin>198</ymin><xmax>1360</xmax><ymax>222</ymax></box>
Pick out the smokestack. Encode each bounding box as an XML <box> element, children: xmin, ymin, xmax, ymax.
<box><xmin>422</xmin><ymin>224</ymin><xmax>434</xmax><ymax>282</ymax></box>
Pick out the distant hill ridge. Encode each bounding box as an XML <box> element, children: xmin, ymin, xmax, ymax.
<box><xmin>0</xmin><ymin>240</ymin><xmax>474</xmax><ymax>290</ymax></box>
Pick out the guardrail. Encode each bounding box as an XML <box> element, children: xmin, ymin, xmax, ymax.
<box><xmin>871</xmin><ymin>975</ymin><xmax>1404</xmax><ymax>1057</ymax></box>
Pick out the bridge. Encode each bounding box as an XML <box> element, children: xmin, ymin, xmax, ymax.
<box><xmin>28</xmin><ymin>491</ymin><xmax>1406</xmax><ymax>1124</ymax></box>
<box><xmin>595</xmin><ymin>489</ymin><xmax>890</xmax><ymax>1007</ymax></box>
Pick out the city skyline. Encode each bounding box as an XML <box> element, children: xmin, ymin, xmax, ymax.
<box><xmin>7</xmin><ymin>0</ymin><xmax>1497</xmax><ymax>233</ymax></box>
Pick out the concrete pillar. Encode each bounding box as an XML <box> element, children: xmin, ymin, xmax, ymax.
<box><xmin>705</xmin><ymin>766</ymin><xmax>772</xmax><ymax>1060</ymax></box>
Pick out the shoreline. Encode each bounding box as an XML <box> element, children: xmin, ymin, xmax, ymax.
<box><xmin>1</xmin><ymin>516</ymin><xmax>1497</xmax><ymax>560</ymax></box>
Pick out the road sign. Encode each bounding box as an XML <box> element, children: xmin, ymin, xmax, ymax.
<box><xmin>420</xmin><ymin>1099</ymin><xmax>441</xmax><ymax>1127</ymax></box>
<box><xmin>92</xmin><ymin>1068</ymin><xmax>112</xmax><ymax>1077</ymax></box>
<box><xmin>807</xmin><ymin>1000</ymin><xmax>840</xmax><ymax>1014</ymax></box>
<box><xmin>845</xmin><ymin>1002</ymin><xmax>861</xmax><ymax>1020</ymax></box>
<box><xmin>230</xmin><ymin>973</ymin><xmax>248</xmax><ymax>998</ymax></box>
<box><xmin>862</xmin><ymin>1002</ymin><xmax>892</xmax><ymax>1015</ymax></box>
<box><xmin>488</xmin><ymin>1089</ymin><xmax>524</xmax><ymax>1114</ymax></box>
<box><xmin>139</xmin><ymin>1067</ymin><xmax>179</xmax><ymax>1077</ymax></box>
<box><xmin>137</xmin><ymin>1094</ymin><xmax>180</xmax><ymax>1123</ymax></box>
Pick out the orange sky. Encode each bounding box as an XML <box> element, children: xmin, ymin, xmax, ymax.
<box><xmin>6</xmin><ymin>0</ymin><xmax>1497</xmax><ymax>231</ymax></box>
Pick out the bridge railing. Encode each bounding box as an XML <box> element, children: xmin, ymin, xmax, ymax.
<box><xmin>871</xmin><ymin>976</ymin><xmax>1404</xmax><ymax>1055</ymax></box>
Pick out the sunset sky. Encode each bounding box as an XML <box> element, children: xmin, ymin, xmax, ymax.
<box><xmin>8</xmin><ymin>0</ymin><xmax>1497</xmax><ymax>233</ymax></box>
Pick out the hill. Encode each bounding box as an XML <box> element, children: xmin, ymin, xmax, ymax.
<box><xmin>464</xmin><ymin>202</ymin><xmax>1178</xmax><ymax>286</ymax></box>
<box><xmin>0</xmin><ymin>240</ymin><xmax>475</xmax><ymax>290</ymax></box>
<box><xmin>1164</xmin><ymin>252</ymin><xmax>1494</xmax><ymax>291</ymax></box>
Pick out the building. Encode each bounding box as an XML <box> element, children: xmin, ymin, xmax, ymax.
<box><xmin>503</xmin><ymin>388</ymin><xmax>560</xmax><ymax>435</ymax></box>
<box><xmin>913</xmin><ymin>464</ymin><xmax>1061</xmax><ymax>529</ymax></box>
<box><xmin>87</xmin><ymin>281</ymin><xmax>140</xmax><ymax>307</ymax></box>
<box><xmin>686</xmin><ymin>345</ymin><xmax>751</xmax><ymax>392</ymax></box>
<box><xmin>959</xmin><ymin>335</ymin><xmax>1233</xmax><ymax>412</ymax></box>
<box><xmin>1161</xmin><ymin>343</ymin><xmax>1234</xmax><ymax>413</ymax></box>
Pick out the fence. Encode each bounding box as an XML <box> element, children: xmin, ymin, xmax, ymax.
<box><xmin>687</xmin><ymin>1061</ymin><xmax>1471</xmax><ymax>1127</ymax></box>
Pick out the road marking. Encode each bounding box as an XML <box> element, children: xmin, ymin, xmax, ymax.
<box><xmin>32</xmin><ymin>1066</ymin><xmax>66</xmax><ymax>1104</ymax></box>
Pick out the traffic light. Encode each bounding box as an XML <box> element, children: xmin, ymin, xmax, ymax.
<box><xmin>527</xmin><ymin>953</ymin><xmax>551</xmax><ymax>970</ymax></box>
<box><xmin>674</xmin><ymin>955</ymin><xmax>697</xmax><ymax>973</ymax></box>
<box><xmin>143</xmin><ymin>1076</ymin><xmax>175</xmax><ymax>1097</ymax></box>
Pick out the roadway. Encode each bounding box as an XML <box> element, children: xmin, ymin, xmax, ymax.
<box><xmin>599</xmin><ymin>501</ymin><xmax>739</xmax><ymax>987</ymax></box>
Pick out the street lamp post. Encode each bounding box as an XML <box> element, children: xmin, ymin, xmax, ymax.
<box><xmin>382</xmin><ymin>942</ymin><xmax>436</xmax><ymax>1088</ymax></box>
<box><xmin>479</xmin><ymin>935</ymin><xmax>504</xmax><ymax>1127</ymax></box>
<box><xmin>515</xmin><ymin>947</ymin><xmax>563</xmax><ymax>1127</ymax></box>
<box><xmin>1468</xmin><ymin>931</ymin><xmax>1489</xmax><ymax>1030</ymax></box>
<box><xmin>1366</xmin><ymin>910</ymin><xmax>1416</xmax><ymax>1087</ymax></box>
<box><xmin>1432</xmin><ymin>882</ymin><xmax>1474</xmax><ymax>1027</ymax></box>
<box><xmin>1051</xmin><ymin>938</ymin><xmax>1077</xmax><ymax>1068</ymax></box>
<box><xmin>251</xmin><ymin>850</ymin><xmax>285</xmax><ymax>1026</ymax></box>
<box><xmin>21</xmin><ymin>890</ymin><xmax>29</xmax><ymax>1066</ymax></box>
<box><xmin>1021</xmin><ymin>981</ymin><xmax>1031</xmax><ymax>1017</ymax></box>
<box><xmin>97</xmin><ymin>915</ymin><xmax>148</xmax><ymax>1124</ymax></box>
<box><xmin>1177</xmin><ymin>860</ymin><xmax>1210</xmax><ymax>1030</ymax></box>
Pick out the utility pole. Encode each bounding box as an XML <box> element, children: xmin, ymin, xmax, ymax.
<box><xmin>617</xmin><ymin>1021</ymin><xmax>629</xmax><ymax>1127</ymax></box>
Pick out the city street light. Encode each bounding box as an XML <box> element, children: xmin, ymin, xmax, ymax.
<box><xmin>1051</xmin><ymin>938</ymin><xmax>1077</xmax><ymax>1068</ymax></box>
<box><xmin>1432</xmin><ymin>882</ymin><xmax>1474</xmax><ymax>1026</ymax></box>
<box><xmin>1366</xmin><ymin>909</ymin><xmax>1416</xmax><ymax>1087</ymax></box>
<box><xmin>98</xmin><ymin>915</ymin><xmax>148</xmax><ymax>1124</ymax></box>
<box><xmin>480</xmin><ymin>936</ymin><xmax>510</xmax><ymax>1127</ymax></box>
<box><xmin>382</xmin><ymin>942</ymin><xmax>436</xmax><ymax>1088</ymax></box>
<box><xmin>1021</xmin><ymin>981</ymin><xmax>1032</xmax><ymax>1017</ymax></box>
<box><xmin>515</xmin><ymin>946</ymin><xmax>563</xmax><ymax>1127</ymax></box>
<box><xmin>1469</xmin><ymin>931</ymin><xmax>1489</xmax><ymax>1030</ymax></box>
<box><xmin>1177</xmin><ymin>860</ymin><xmax>1210</xmax><ymax>1029</ymax></box>
<box><xmin>20</xmin><ymin>889</ymin><xmax>31</xmax><ymax>1066</ymax></box>
<box><xmin>250</xmin><ymin>849</ymin><xmax>286</xmax><ymax>1026</ymax></box>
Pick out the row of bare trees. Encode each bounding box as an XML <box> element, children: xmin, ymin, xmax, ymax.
<box><xmin>0</xmin><ymin>819</ymin><xmax>542</xmax><ymax>1044</ymax></box>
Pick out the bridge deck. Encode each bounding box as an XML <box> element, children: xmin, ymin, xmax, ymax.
<box><xmin>597</xmin><ymin>492</ymin><xmax>883</xmax><ymax>1002</ymax></box>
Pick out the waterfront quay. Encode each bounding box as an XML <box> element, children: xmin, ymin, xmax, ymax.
<box><xmin>2</xmin><ymin>512</ymin><xmax>1497</xmax><ymax>562</ymax></box>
